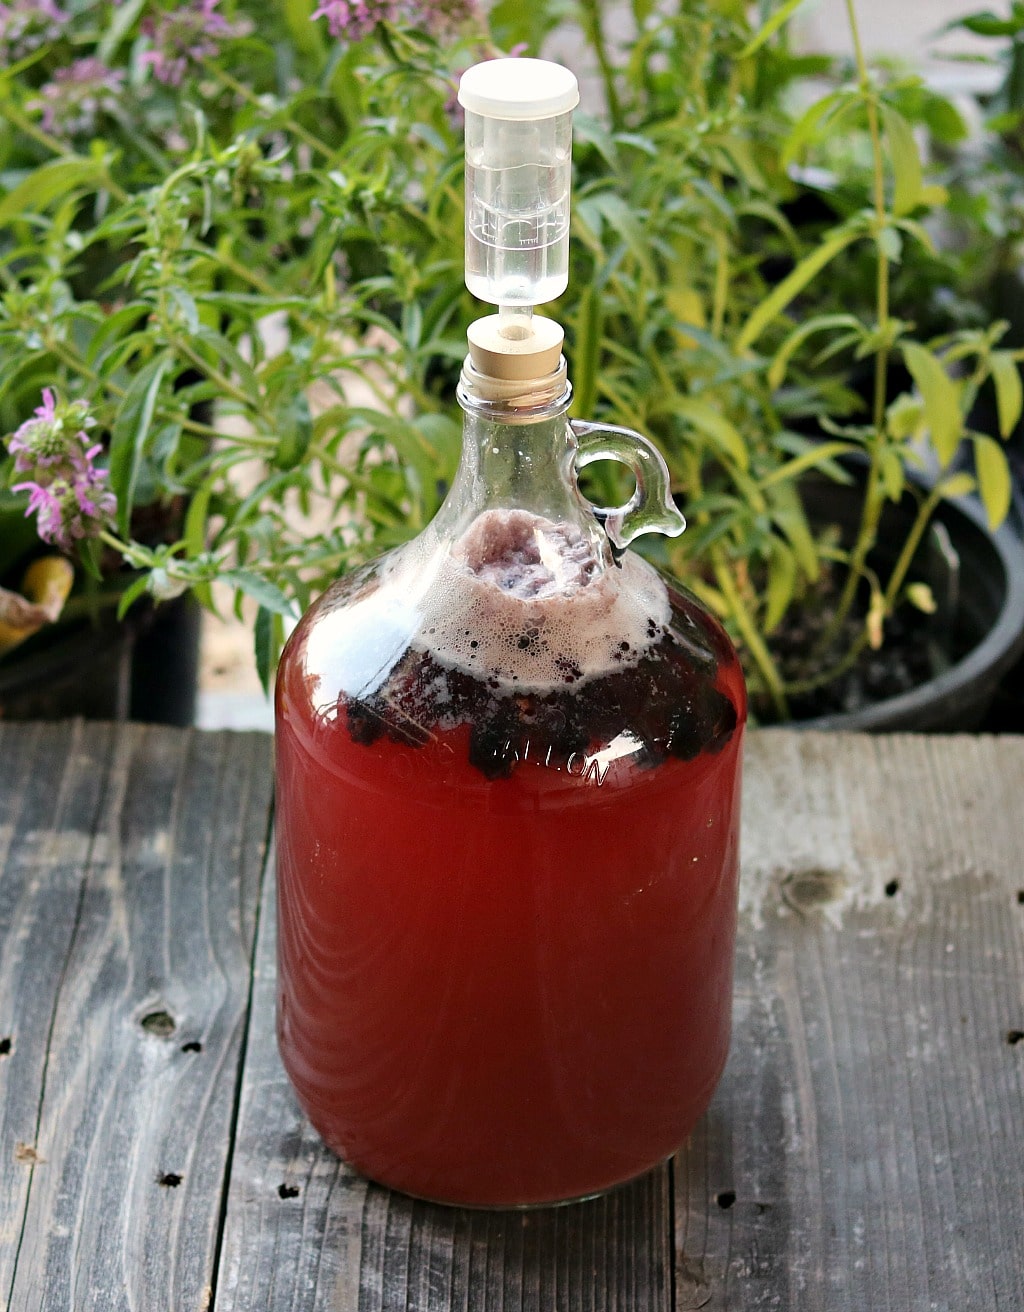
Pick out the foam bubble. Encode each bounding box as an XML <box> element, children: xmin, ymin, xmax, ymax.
<box><xmin>382</xmin><ymin>508</ymin><xmax>672</xmax><ymax>690</ymax></box>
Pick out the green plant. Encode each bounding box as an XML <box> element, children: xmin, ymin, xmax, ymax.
<box><xmin>555</xmin><ymin>0</ymin><xmax>1021</xmax><ymax>719</ymax></box>
<box><xmin>1</xmin><ymin>0</ymin><xmax>486</xmax><ymax>680</ymax></box>
<box><xmin>0</xmin><ymin>0</ymin><xmax>1018</xmax><ymax>717</ymax></box>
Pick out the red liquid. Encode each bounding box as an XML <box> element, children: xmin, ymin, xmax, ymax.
<box><xmin>275</xmin><ymin>578</ymin><xmax>745</xmax><ymax>1207</ymax></box>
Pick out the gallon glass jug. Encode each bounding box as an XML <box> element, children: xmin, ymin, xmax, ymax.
<box><xmin>274</xmin><ymin>332</ymin><xmax>746</xmax><ymax>1206</ymax></box>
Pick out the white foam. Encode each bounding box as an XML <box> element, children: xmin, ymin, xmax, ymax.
<box><xmin>382</xmin><ymin>509</ymin><xmax>671</xmax><ymax>690</ymax></box>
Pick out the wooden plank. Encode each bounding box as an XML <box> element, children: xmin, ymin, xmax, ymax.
<box><xmin>0</xmin><ymin>721</ymin><xmax>114</xmax><ymax>1306</ymax></box>
<box><xmin>214</xmin><ymin>852</ymin><xmax>674</xmax><ymax>1312</ymax></box>
<box><xmin>674</xmin><ymin>732</ymin><xmax>1024</xmax><ymax>1311</ymax></box>
<box><xmin>1</xmin><ymin>724</ymin><xmax>274</xmax><ymax>1312</ymax></box>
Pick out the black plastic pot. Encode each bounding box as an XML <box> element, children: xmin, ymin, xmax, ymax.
<box><xmin>795</xmin><ymin>478</ymin><xmax>1024</xmax><ymax>732</ymax></box>
<box><xmin>0</xmin><ymin>594</ymin><xmax>201</xmax><ymax>727</ymax></box>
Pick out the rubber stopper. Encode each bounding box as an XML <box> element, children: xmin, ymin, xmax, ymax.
<box><xmin>466</xmin><ymin>315</ymin><xmax>565</xmax><ymax>382</ymax></box>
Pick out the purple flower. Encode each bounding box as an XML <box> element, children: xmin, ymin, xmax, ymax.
<box><xmin>5</xmin><ymin>389</ymin><xmax>115</xmax><ymax>552</ymax></box>
<box><xmin>12</xmin><ymin>465</ymin><xmax>116</xmax><ymax>551</ymax></box>
<box><xmin>27</xmin><ymin>57</ymin><xmax>124</xmax><ymax>137</ymax></box>
<box><xmin>13</xmin><ymin>480</ymin><xmax>64</xmax><ymax>545</ymax></box>
<box><xmin>0</xmin><ymin>0</ymin><xmax>67</xmax><ymax>63</ymax></box>
<box><xmin>7</xmin><ymin>388</ymin><xmax>95</xmax><ymax>474</ymax></box>
<box><xmin>311</xmin><ymin>0</ymin><xmax>480</xmax><ymax>40</ymax></box>
<box><xmin>418</xmin><ymin>0</ymin><xmax>480</xmax><ymax>36</ymax></box>
<box><xmin>311</xmin><ymin>0</ymin><xmax>401</xmax><ymax>42</ymax></box>
<box><xmin>141</xmin><ymin>0</ymin><xmax>245</xmax><ymax>87</ymax></box>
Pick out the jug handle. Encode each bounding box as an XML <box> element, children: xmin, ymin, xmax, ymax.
<box><xmin>570</xmin><ymin>419</ymin><xmax>686</xmax><ymax>551</ymax></box>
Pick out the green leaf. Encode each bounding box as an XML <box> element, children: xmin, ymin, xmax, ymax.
<box><xmin>768</xmin><ymin>314</ymin><xmax>865</xmax><ymax>389</ymax></box>
<box><xmin>254</xmin><ymin>604</ymin><xmax>281</xmax><ymax>695</ymax></box>
<box><xmin>97</xmin><ymin>0</ymin><xmax>147</xmax><ymax>61</ymax></box>
<box><xmin>583</xmin><ymin>192</ymin><xmax>654</xmax><ymax>275</ymax></box>
<box><xmin>221</xmin><ymin>570</ymin><xmax>295</xmax><ymax>616</ymax></box>
<box><xmin>880</xmin><ymin>448</ymin><xmax>906</xmax><ymax>502</ymax></box>
<box><xmin>183</xmin><ymin>483</ymin><xmax>214</xmax><ymax>611</ymax></box>
<box><xmin>739</xmin><ymin>0</ymin><xmax>811</xmax><ymax>56</ymax></box>
<box><xmin>194</xmin><ymin>328</ymin><xmax>261</xmax><ymax>401</ymax></box>
<box><xmin>109</xmin><ymin>354</ymin><xmax>171</xmax><ymax>536</ymax></box>
<box><xmin>349</xmin><ymin>407</ymin><xmax>443</xmax><ymax>499</ymax></box>
<box><xmin>886</xmin><ymin>392</ymin><xmax>924</xmax><ymax>441</ymax></box>
<box><xmin>402</xmin><ymin>300</ymin><xmax>423</xmax><ymax>352</ymax></box>
<box><xmin>936</xmin><ymin>471</ymin><xmax>976</xmax><ymax>500</ymax></box>
<box><xmin>573</xmin><ymin>113</ymin><xmax>619</xmax><ymax>169</ymax></box>
<box><xmin>411</xmin><ymin>413</ymin><xmax>461</xmax><ymax>501</ymax></box>
<box><xmin>736</xmin><ymin>223</ymin><xmax>862</xmax><ymax>352</ymax></box>
<box><xmin>956</xmin><ymin>12</ymin><xmax>1022</xmax><ymax>35</ymax></box>
<box><xmin>974</xmin><ymin>435</ymin><xmax>1012</xmax><ymax>527</ymax></box>
<box><xmin>764</xmin><ymin>539</ymin><xmax>797</xmax><ymax>634</ymax></box>
<box><xmin>169</xmin><ymin>287</ymin><xmax>200</xmax><ymax>336</ymax></box>
<box><xmin>906</xmin><ymin>582</ymin><xmax>937</xmax><ymax>614</ymax></box>
<box><xmin>284</xmin><ymin>0</ymin><xmax>326</xmax><ymax>57</ymax></box>
<box><xmin>78</xmin><ymin>537</ymin><xmax>103</xmax><ymax>582</ymax></box>
<box><xmin>769</xmin><ymin>483</ymin><xmax>819</xmax><ymax>580</ymax></box>
<box><xmin>86</xmin><ymin>302</ymin><xmax>150</xmax><ymax>367</ymax></box>
<box><xmin>759</xmin><ymin>440</ymin><xmax>858</xmax><ymax>489</ymax></box>
<box><xmin>990</xmin><ymin>350</ymin><xmax>1023</xmax><ymax>438</ymax></box>
<box><xmin>571</xmin><ymin>285</ymin><xmax>602</xmax><ymax>419</ymax></box>
<box><xmin>880</xmin><ymin>105</ymin><xmax>923</xmax><ymax>216</ymax></box>
<box><xmin>0</xmin><ymin>157</ymin><xmax>108</xmax><ymax>226</ymax></box>
<box><xmin>487</xmin><ymin>0</ymin><xmax>562</xmax><ymax>52</ymax></box>
<box><xmin>675</xmin><ymin>397</ymin><xmax>749</xmax><ymax>470</ymax></box>
<box><xmin>878</xmin><ymin>225</ymin><xmax>903</xmax><ymax>262</ymax></box>
<box><xmin>116</xmin><ymin>573</ymin><xmax>150</xmax><ymax>621</ymax></box>
<box><xmin>902</xmin><ymin>342</ymin><xmax>962</xmax><ymax>466</ymax></box>
<box><xmin>781</xmin><ymin>89</ymin><xmax>858</xmax><ymax>168</ymax></box>
<box><xmin>274</xmin><ymin>392</ymin><xmax>313</xmax><ymax>471</ymax></box>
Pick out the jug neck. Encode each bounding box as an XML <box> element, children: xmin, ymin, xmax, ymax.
<box><xmin>433</xmin><ymin>358</ymin><xmax>608</xmax><ymax>554</ymax></box>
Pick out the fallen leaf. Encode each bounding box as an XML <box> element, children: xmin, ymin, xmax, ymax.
<box><xmin>0</xmin><ymin>557</ymin><xmax>74</xmax><ymax>655</ymax></box>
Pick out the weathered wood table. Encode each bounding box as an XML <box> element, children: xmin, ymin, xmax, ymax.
<box><xmin>1</xmin><ymin>723</ymin><xmax>1022</xmax><ymax>1311</ymax></box>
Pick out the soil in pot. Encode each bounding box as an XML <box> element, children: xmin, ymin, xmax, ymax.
<box><xmin>753</xmin><ymin>473</ymin><xmax>1024</xmax><ymax>732</ymax></box>
<box><xmin>767</xmin><ymin>573</ymin><xmax>948</xmax><ymax>722</ymax></box>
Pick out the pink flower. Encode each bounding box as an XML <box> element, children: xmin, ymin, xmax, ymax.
<box><xmin>0</xmin><ymin>0</ymin><xmax>67</xmax><ymax>63</ymax></box>
<box><xmin>27</xmin><ymin>57</ymin><xmax>124</xmax><ymax>137</ymax></box>
<box><xmin>5</xmin><ymin>389</ymin><xmax>115</xmax><ymax>552</ymax></box>
<box><xmin>311</xmin><ymin>0</ymin><xmax>401</xmax><ymax>42</ymax></box>
<box><xmin>11</xmin><ymin>461</ymin><xmax>116</xmax><ymax>551</ymax></box>
<box><xmin>7</xmin><ymin>388</ymin><xmax>95</xmax><ymax>473</ymax></box>
<box><xmin>418</xmin><ymin>0</ymin><xmax>479</xmax><ymax>36</ymax></box>
<box><xmin>311</xmin><ymin>0</ymin><xmax>479</xmax><ymax>42</ymax></box>
<box><xmin>141</xmin><ymin>0</ymin><xmax>245</xmax><ymax>87</ymax></box>
<box><xmin>13</xmin><ymin>480</ymin><xmax>65</xmax><ymax>545</ymax></box>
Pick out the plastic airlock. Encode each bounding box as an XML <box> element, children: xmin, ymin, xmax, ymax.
<box><xmin>458</xmin><ymin>58</ymin><xmax>580</xmax><ymax>314</ymax></box>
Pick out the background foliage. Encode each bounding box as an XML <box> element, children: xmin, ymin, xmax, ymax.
<box><xmin>1</xmin><ymin>0</ymin><xmax>1021</xmax><ymax>714</ymax></box>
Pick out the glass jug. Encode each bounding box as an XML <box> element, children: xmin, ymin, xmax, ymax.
<box><xmin>274</xmin><ymin>346</ymin><xmax>746</xmax><ymax>1207</ymax></box>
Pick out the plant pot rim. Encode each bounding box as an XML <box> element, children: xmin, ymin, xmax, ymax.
<box><xmin>795</xmin><ymin>491</ymin><xmax>1024</xmax><ymax>732</ymax></box>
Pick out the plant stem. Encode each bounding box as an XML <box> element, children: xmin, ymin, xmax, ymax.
<box><xmin>578</xmin><ymin>0</ymin><xmax>624</xmax><ymax>128</ymax></box>
<box><xmin>711</xmin><ymin>227</ymin><xmax>730</xmax><ymax>339</ymax></box>
<box><xmin>0</xmin><ymin>103</ymin><xmax>128</xmax><ymax>203</ymax></box>
<box><xmin>783</xmin><ymin>630</ymin><xmax>869</xmax><ymax>695</ymax></box>
<box><xmin>882</xmin><ymin>487</ymin><xmax>942</xmax><ymax>610</ymax></box>
<box><xmin>0</xmin><ymin>101</ymin><xmax>73</xmax><ymax>160</ymax></box>
<box><xmin>47</xmin><ymin>339</ymin><xmax>269</xmax><ymax>443</ymax></box>
<box><xmin>203</xmin><ymin>61</ymin><xmax>337</xmax><ymax>159</ymax></box>
<box><xmin>817</xmin><ymin>0</ymin><xmax>891</xmax><ymax>653</ymax></box>
<box><xmin>173</xmin><ymin>336</ymin><xmax>256</xmax><ymax>410</ymax></box>
<box><xmin>712</xmin><ymin>550</ymin><xmax>789</xmax><ymax>720</ymax></box>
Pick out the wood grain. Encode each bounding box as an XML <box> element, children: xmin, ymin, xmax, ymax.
<box><xmin>673</xmin><ymin>732</ymin><xmax>1024</xmax><ymax>1311</ymax></box>
<box><xmin>0</xmin><ymin>721</ymin><xmax>112</xmax><ymax>1306</ymax></box>
<box><xmin>4</xmin><ymin>727</ymin><xmax>1024</xmax><ymax>1310</ymax></box>
<box><xmin>0</xmin><ymin>724</ymin><xmax>274</xmax><ymax>1312</ymax></box>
